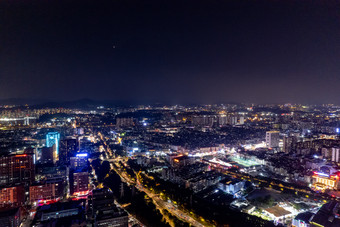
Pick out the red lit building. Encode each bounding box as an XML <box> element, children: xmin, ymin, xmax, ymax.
<box><xmin>29</xmin><ymin>180</ymin><xmax>64</xmax><ymax>203</ymax></box>
<box><xmin>312</xmin><ymin>172</ymin><xmax>340</xmax><ymax>192</ymax></box>
<box><xmin>0</xmin><ymin>154</ymin><xmax>35</xmax><ymax>186</ymax></box>
<box><xmin>71</xmin><ymin>172</ymin><xmax>89</xmax><ymax>196</ymax></box>
<box><xmin>0</xmin><ymin>185</ymin><xmax>25</xmax><ymax>208</ymax></box>
<box><xmin>171</xmin><ymin>155</ymin><xmax>194</xmax><ymax>167</ymax></box>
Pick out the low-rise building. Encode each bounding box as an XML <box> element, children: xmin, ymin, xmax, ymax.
<box><xmin>29</xmin><ymin>179</ymin><xmax>64</xmax><ymax>203</ymax></box>
<box><xmin>0</xmin><ymin>185</ymin><xmax>25</xmax><ymax>208</ymax></box>
<box><xmin>218</xmin><ymin>178</ymin><xmax>245</xmax><ymax>195</ymax></box>
<box><xmin>292</xmin><ymin>211</ymin><xmax>313</xmax><ymax>227</ymax></box>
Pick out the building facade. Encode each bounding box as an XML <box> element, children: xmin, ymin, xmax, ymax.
<box><xmin>0</xmin><ymin>154</ymin><xmax>35</xmax><ymax>186</ymax></box>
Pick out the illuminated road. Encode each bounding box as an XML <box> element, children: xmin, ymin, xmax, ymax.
<box><xmin>221</xmin><ymin>168</ymin><xmax>339</xmax><ymax>203</ymax></box>
<box><xmin>109</xmin><ymin>157</ymin><xmax>199</xmax><ymax>226</ymax></box>
<box><xmin>135</xmin><ymin>174</ymin><xmax>206</xmax><ymax>227</ymax></box>
<box><xmin>89</xmin><ymin>157</ymin><xmax>145</xmax><ymax>227</ymax></box>
<box><xmin>97</xmin><ymin>132</ymin><xmax>207</xmax><ymax>227</ymax></box>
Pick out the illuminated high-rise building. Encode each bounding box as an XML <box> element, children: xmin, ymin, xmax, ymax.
<box><xmin>0</xmin><ymin>154</ymin><xmax>35</xmax><ymax>186</ymax></box>
<box><xmin>266</xmin><ymin>131</ymin><xmax>280</xmax><ymax>148</ymax></box>
<box><xmin>70</xmin><ymin>153</ymin><xmax>88</xmax><ymax>170</ymax></box>
<box><xmin>46</xmin><ymin>132</ymin><xmax>60</xmax><ymax>162</ymax></box>
<box><xmin>60</xmin><ymin>138</ymin><xmax>77</xmax><ymax>165</ymax></box>
<box><xmin>70</xmin><ymin>171</ymin><xmax>89</xmax><ymax>196</ymax></box>
<box><xmin>41</xmin><ymin>147</ymin><xmax>54</xmax><ymax>164</ymax></box>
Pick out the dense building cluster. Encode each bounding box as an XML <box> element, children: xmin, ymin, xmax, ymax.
<box><xmin>1</xmin><ymin>103</ymin><xmax>340</xmax><ymax>226</ymax></box>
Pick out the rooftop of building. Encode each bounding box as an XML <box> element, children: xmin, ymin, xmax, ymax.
<box><xmin>32</xmin><ymin>200</ymin><xmax>86</xmax><ymax>226</ymax></box>
<box><xmin>36</xmin><ymin>200</ymin><xmax>85</xmax><ymax>213</ymax></box>
<box><xmin>264</xmin><ymin>205</ymin><xmax>291</xmax><ymax>218</ymax></box>
<box><xmin>220</xmin><ymin>177</ymin><xmax>243</xmax><ymax>185</ymax></box>
<box><xmin>294</xmin><ymin>211</ymin><xmax>314</xmax><ymax>223</ymax></box>
<box><xmin>96</xmin><ymin>205</ymin><xmax>128</xmax><ymax>221</ymax></box>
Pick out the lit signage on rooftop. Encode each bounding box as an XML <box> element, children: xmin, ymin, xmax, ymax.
<box><xmin>313</xmin><ymin>172</ymin><xmax>329</xmax><ymax>177</ymax></box>
<box><xmin>76</xmin><ymin>153</ymin><xmax>88</xmax><ymax>157</ymax></box>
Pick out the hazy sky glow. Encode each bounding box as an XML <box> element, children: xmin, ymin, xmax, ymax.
<box><xmin>0</xmin><ymin>0</ymin><xmax>339</xmax><ymax>104</ymax></box>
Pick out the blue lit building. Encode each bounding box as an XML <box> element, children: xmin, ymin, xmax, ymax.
<box><xmin>46</xmin><ymin>132</ymin><xmax>60</xmax><ymax>162</ymax></box>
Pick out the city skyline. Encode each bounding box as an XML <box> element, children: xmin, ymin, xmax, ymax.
<box><xmin>3</xmin><ymin>1</ymin><xmax>340</xmax><ymax>226</ymax></box>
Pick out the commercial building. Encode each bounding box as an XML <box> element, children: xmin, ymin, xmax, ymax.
<box><xmin>70</xmin><ymin>171</ymin><xmax>89</xmax><ymax>196</ymax></box>
<box><xmin>59</xmin><ymin>138</ymin><xmax>77</xmax><ymax>165</ymax></box>
<box><xmin>0</xmin><ymin>185</ymin><xmax>25</xmax><ymax>208</ymax></box>
<box><xmin>0</xmin><ymin>154</ymin><xmax>35</xmax><ymax>186</ymax></box>
<box><xmin>29</xmin><ymin>179</ymin><xmax>64</xmax><ymax>203</ymax></box>
<box><xmin>95</xmin><ymin>206</ymin><xmax>128</xmax><ymax>227</ymax></box>
<box><xmin>70</xmin><ymin>153</ymin><xmax>88</xmax><ymax>170</ymax></box>
<box><xmin>46</xmin><ymin>132</ymin><xmax>60</xmax><ymax>163</ymax></box>
<box><xmin>35</xmin><ymin>166</ymin><xmax>67</xmax><ymax>182</ymax></box>
<box><xmin>32</xmin><ymin>200</ymin><xmax>86</xmax><ymax>226</ymax></box>
<box><xmin>312</xmin><ymin>172</ymin><xmax>340</xmax><ymax>192</ymax></box>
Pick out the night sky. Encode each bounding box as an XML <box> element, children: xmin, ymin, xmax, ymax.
<box><xmin>0</xmin><ymin>0</ymin><xmax>339</xmax><ymax>104</ymax></box>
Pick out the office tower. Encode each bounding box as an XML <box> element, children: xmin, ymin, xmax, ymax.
<box><xmin>70</xmin><ymin>153</ymin><xmax>88</xmax><ymax>170</ymax></box>
<box><xmin>70</xmin><ymin>171</ymin><xmax>89</xmax><ymax>196</ymax></box>
<box><xmin>59</xmin><ymin>138</ymin><xmax>78</xmax><ymax>165</ymax></box>
<box><xmin>0</xmin><ymin>154</ymin><xmax>35</xmax><ymax>186</ymax></box>
<box><xmin>266</xmin><ymin>131</ymin><xmax>280</xmax><ymax>148</ymax></box>
<box><xmin>46</xmin><ymin>132</ymin><xmax>60</xmax><ymax>162</ymax></box>
<box><xmin>41</xmin><ymin>147</ymin><xmax>54</xmax><ymax>164</ymax></box>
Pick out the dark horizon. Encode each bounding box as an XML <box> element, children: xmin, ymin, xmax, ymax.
<box><xmin>0</xmin><ymin>97</ymin><xmax>336</xmax><ymax>107</ymax></box>
<box><xmin>1</xmin><ymin>0</ymin><xmax>339</xmax><ymax>104</ymax></box>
